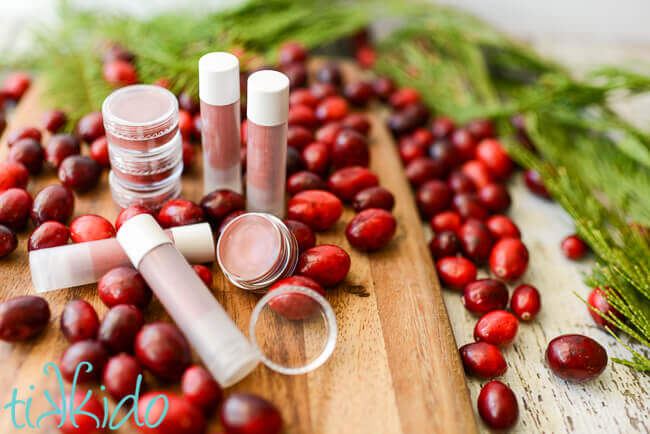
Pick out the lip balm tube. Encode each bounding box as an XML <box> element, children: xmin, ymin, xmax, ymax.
<box><xmin>199</xmin><ymin>52</ymin><xmax>242</xmax><ymax>195</ymax></box>
<box><xmin>29</xmin><ymin>223</ymin><xmax>214</xmax><ymax>293</ymax></box>
<box><xmin>117</xmin><ymin>214</ymin><xmax>260</xmax><ymax>387</ymax></box>
<box><xmin>246</xmin><ymin>70</ymin><xmax>289</xmax><ymax>217</ymax></box>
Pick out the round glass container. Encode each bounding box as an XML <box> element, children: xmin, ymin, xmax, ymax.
<box><xmin>109</xmin><ymin>169</ymin><xmax>182</xmax><ymax>210</ymax></box>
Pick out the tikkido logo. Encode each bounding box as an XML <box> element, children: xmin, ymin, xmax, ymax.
<box><xmin>3</xmin><ymin>362</ymin><xmax>169</xmax><ymax>430</ymax></box>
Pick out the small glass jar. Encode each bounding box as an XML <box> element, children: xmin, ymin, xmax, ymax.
<box><xmin>109</xmin><ymin>169</ymin><xmax>182</xmax><ymax>210</ymax></box>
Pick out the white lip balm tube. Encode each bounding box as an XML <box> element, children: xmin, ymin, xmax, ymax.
<box><xmin>29</xmin><ymin>223</ymin><xmax>215</xmax><ymax>293</ymax></box>
<box><xmin>117</xmin><ymin>214</ymin><xmax>260</xmax><ymax>387</ymax></box>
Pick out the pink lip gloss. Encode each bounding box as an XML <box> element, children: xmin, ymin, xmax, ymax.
<box><xmin>29</xmin><ymin>223</ymin><xmax>214</xmax><ymax>293</ymax></box>
<box><xmin>246</xmin><ymin>70</ymin><xmax>289</xmax><ymax>217</ymax></box>
<box><xmin>117</xmin><ymin>214</ymin><xmax>260</xmax><ymax>387</ymax></box>
<box><xmin>199</xmin><ymin>52</ymin><xmax>242</xmax><ymax>195</ymax></box>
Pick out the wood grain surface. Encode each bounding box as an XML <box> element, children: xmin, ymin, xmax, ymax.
<box><xmin>0</xmin><ymin>61</ymin><xmax>477</xmax><ymax>433</ymax></box>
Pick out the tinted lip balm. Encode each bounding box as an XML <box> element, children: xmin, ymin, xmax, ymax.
<box><xmin>117</xmin><ymin>214</ymin><xmax>260</xmax><ymax>387</ymax></box>
<box><xmin>246</xmin><ymin>70</ymin><xmax>289</xmax><ymax>217</ymax></box>
<box><xmin>199</xmin><ymin>52</ymin><xmax>242</xmax><ymax>195</ymax></box>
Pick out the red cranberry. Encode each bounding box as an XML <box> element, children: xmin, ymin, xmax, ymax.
<box><xmin>2</xmin><ymin>71</ymin><xmax>31</xmax><ymax>100</ymax></box>
<box><xmin>76</xmin><ymin>112</ymin><xmax>105</xmax><ymax>143</ymax></box>
<box><xmin>453</xmin><ymin>193</ymin><xmax>489</xmax><ymax>221</ymax></box>
<box><xmin>331</xmin><ymin>129</ymin><xmax>369</xmax><ymax>168</ymax></box>
<box><xmin>289</xmin><ymin>104</ymin><xmax>318</xmax><ymax>128</ymax></box>
<box><xmin>474</xmin><ymin>310</ymin><xmax>519</xmax><ymax>346</ymax></box>
<box><xmin>7</xmin><ymin>126</ymin><xmax>41</xmax><ymax>147</ymax></box>
<box><xmin>353</xmin><ymin>186</ymin><xmax>395</xmax><ymax>212</ymax></box>
<box><xmin>451</xmin><ymin>128</ymin><xmax>477</xmax><ymax>161</ymax></box>
<box><xmin>315</xmin><ymin>96</ymin><xmax>349</xmax><ymax>122</ymax></box>
<box><xmin>486</xmin><ymin>215</ymin><xmax>520</xmax><ymax>239</ymax></box>
<box><xmin>344</xmin><ymin>81</ymin><xmax>373</xmax><ymax>106</ymax></box>
<box><xmin>429</xmin><ymin>139</ymin><xmax>460</xmax><ymax>169</ymax></box>
<box><xmin>98</xmin><ymin>304</ymin><xmax>144</xmax><ymax>354</ymax></box>
<box><xmin>218</xmin><ymin>210</ymin><xmax>246</xmax><ymax>236</ymax></box>
<box><xmin>58</xmin><ymin>155</ymin><xmax>101</xmax><ymax>192</ymax></box>
<box><xmin>478</xmin><ymin>183</ymin><xmax>511</xmax><ymax>213</ymax></box>
<box><xmin>389</xmin><ymin>87</ymin><xmax>420</xmax><ymax>109</ymax></box>
<box><xmin>396</xmin><ymin>103</ymin><xmax>429</xmax><ymax>134</ymax></box>
<box><xmin>182</xmin><ymin>365</ymin><xmax>223</xmax><ymax>414</ymax></box>
<box><xmin>510</xmin><ymin>284</ymin><xmax>541</xmax><ymax>321</ymax></box>
<box><xmin>297</xmin><ymin>245</ymin><xmax>350</xmax><ymax>287</ymax></box>
<box><xmin>284</xmin><ymin>63</ymin><xmax>307</xmax><ymax>89</ymax></box>
<box><xmin>405</xmin><ymin>157</ymin><xmax>446</xmax><ymax>187</ymax></box>
<box><xmin>28</xmin><ymin>221</ymin><xmax>69</xmax><ymax>250</ymax></box>
<box><xmin>179</xmin><ymin>109</ymin><xmax>193</xmax><ymax>139</ymax></box>
<box><xmin>8</xmin><ymin>138</ymin><xmax>44</xmax><ymax>174</ymax></box>
<box><xmin>477</xmin><ymin>380</ymin><xmax>519</xmax><ymax>430</ymax></box>
<box><xmin>70</xmin><ymin>215</ymin><xmax>115</xmax><ymax>243</ymax></box>
<box><xmin>429</xmin><ymin>231</ymin><xmax>461</xmax><ymax>259</ymax></box>
<box><xmin>346</xmin><ymin>208</ymin><xmax>396</xmax><ymax>251</ymax></box>
<box><xmin>287</xmin><ymin>171</ymin><xmax>326</xmax><ymax>195</ymax></box>
<box><xmin>287</xmin><ymin>125</ymin><xmax>314</xmax><ymax>150</ymax></box>
<box><xmin>31</xmin><ymin>185</ymin><xmax>75</xmax><ymax>225</ymax></box>
<box><xmin>284</xmin><ymin>219</ymin><xmax>316</xmax><ymax>253</ymax></box>
<box><xmin>220</xmin><ymin>393</ymin><xmax>282</xmax><ymax>434</ymax></box>
<box><xmin>476</xmin><ymin>138</ymin><xmax>512</xmax><ymax>180</ymax></box>
<box><xmin>0</xmin><ymin>161</ymin><xmax>29</xmax><ymax>191</ymax></box>
<box><xmin>0</xmin><ymin>225</ymin><xmax>17</xmax><ymax>258</ymax></box>
<box><xmin>268</xmin><ymin>275</ymin><xmax>325</xmax><ymax>320</ymax></box>
<box><xmin>372</xmin><ymin>77</ymin><xmax>395</xmax><ymax>100</ymax></box>
<box><xmin>431</xmin><ymin>116</ymin><xmax>456</xmax><ymax>140</ymax></box>
<box><xmin>158</xmin><ymin>198</ymin><xmax>205</xmax><ymax>228</ymax></box>
<box><xmin>489</xmin><ymin>237</ymin><xmax>529</xmax><ymax>280</ymax></box>
<box><xmin>115</xmin><ymin>205</ymin><xmax>155</xmax><ymax>231</ymax></box>
<box><xmin>356</xmin><ymin>45</ymin><xmax>376</xmax><ymax>68</ymax></box>
<box><xmin>103</xmin><ymin>353</ymin><xmax>143</xmax><ymax>400</ymax></box>
<box><xmin>459</xmin><ymin>342</ymin><xmax>507</xmax><ymax>379</ymax></box>
<box><xmin>290</xmin><ymin>88</ymin><xmax>318</xmax><ymax>108</ymax></box>
<box><xmin>286</xmin><ymin>146</ymin><xmax>304</xmax><ymax>175</ymax></box>
<box><xmin>60</xmin><ymin>300</ymin><xmax>99</xmax><ymax>343</ymax></box>
<box><xmin>0</xmin><ymin>295</ymin><xmax>50</xmax><ymax>341</ymax></box>
<box><xmin>328</xmin><ymin>166</ymin><xmax>379</xmax><ymax>202</ymax></box>
<box><xmin>561</xmin><ymin>234</ymin><xmax>588</xmax><ymax>260</ymax></box>
<box><xmin>447</xmin><ymin>170</ymin><xmax>476</xmax><ymax>194</ymax></box>
<box><xmin>138</xmin><ymin>391</ymin><xmax>206</xmax><ymax>434</ymax></box>
<box><xmin>103</xmin><ymin>60</ymin><xmax>138</xmax><ymax>86</ymax></box>
<box><xmin>546</xmin><ymin>334</ymin><xmax>607</xmax><ymax>382</ymax></box>
<box><xmin>178</xmin><ymin>91</ymin><xmax>199</xmax><ymax>114</ymax></box>
<box><xmin>200</xmin><ymin>189</ymin><xmax>245</xmax><ymax>228</ymax></box>
<box><xmin>193</xmin><ymin>264</ymin><xmax>213</xmax><ymax>288</ymax></box>
<box><xmin>135</xmin><ymin>322</ymin><xmax>192</xmax><ymax>381</ymax></box>
<box><xmin>0</xmin><ymin>188</ymin><xmax>32</xmax><ymax>231</ymax></box>
<box><xmin>411</xmin><ymin>128</ymin><xmax>434</xmax><ymax>148</ymax></box>
<box><xmin>458</xmin><ymin>219</ymin><xmax>494</xmax><ymax>263</ymax></box>
<box><xmin>309</xmin><ymin>83</ymin><xmax>337</xmax><ymax>100</ymax></box>
<box><xmin>524</xmin><ymin>169</ymin><xmax>550</xmax><ymax>199</ymax></box>
<box><xmin>301</xmin><ymin>142</ymin><xmax>329</xmax><ymax>175</ymax></box>
<box><xmin>315</xmin><ymin>122</ymin><xmax>343</xmax><ymax>147</ymax></box>
<box><xmin>60</xmin><ymin>340</ymin><xmax>109</xmax><ymax>383</ymax></box>
<box><xmin>461</xmin><ymin>160</ymin><xmax>493</xmax><ymax>189</ymax></box>
<box><xmin>462</xmin><ymin>279</ymin><xmax>508</xmax><ymax>314</ymax></box>
<box><xmin>42</xmin><ymin>109</ymin><xmax>67</xmax><ymax>133</ymax></box>
<box><xmin>90</xmin><ymin>136</ymin><xmax>110</xmax><ymax>168</ymax></box>
<box><xmin>587</xmin><ymin>287</ymin><xmax>620</xmax><ymax>329</ymax></box>
<box><xmin>316</xmin><ymin>62</ymin><xmax>342</xmax><ymax>86</ymax></box>
<box><xmin>287</xmin><ymin>190</ymin><xmax>342</xmax><ymax>231</ymax></box>
<box><xmin>416</xmin><ymin>180</ymin><xmax>451</xmax><ymax>218</ymax></box>
<box><xmin>103</xmin><ymin>43</ymin><xmax>135</xmax><ymax>63</ymax></box>
<box><xmin>436</xmin><ymin>256</ymin><xmax>477</xmax><ymax>290</ymax></box>
<box><xmin>430</xmin><ymin>211</ymin><xmax>462</xmax><ymax>233</ymax></box>
<box><xmin>45</xmin><ymin>134</ymin><xmax>80</xmax><ymax>168</ymax></box>
<box><xmin>398</xmin><ymin>136</ymin><xmax>426</xmax><ymax>164</ymax></box>
<box><xmin>342</xmin><ymin>113</ymin><xmax>371</xmax><ymax>135</ymax></box>
<box><xmin>467</xmin><ymin>119</ymin><xmax>495</xmax><ymax>140</ymax></box>
<box><xmin>55</xmin><ymin>389</ymin><xmax>104</xmax><ymax>434</ymax></box>
<box><xmin>98</xmin><ymin>267</ymin><xmax>152</xmax><ymax>309</ymax></box>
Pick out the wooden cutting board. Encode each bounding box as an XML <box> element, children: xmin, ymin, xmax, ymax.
<box><xmin>0</xmin><ymin>61</ymin><xmax>477</xmax><ymax>433</ymax></box>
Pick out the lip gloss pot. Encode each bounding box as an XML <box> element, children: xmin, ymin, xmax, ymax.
<box><xmin>246</xmin><ymin>70</ymin><xmax>290</xmax><ymax>217</ymax></box>
<box><xmin>199</xmin><ymin>52</ymin><xmax>242</xmax><ymax>195</ymax></box>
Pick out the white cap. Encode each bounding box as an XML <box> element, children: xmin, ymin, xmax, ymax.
<box><xmin>246</xmin><ymin>70</ymin><xmax>289</xmax><ymax>126</ymax></box>
<box><xmin>199</xmin><ymin>52</ymin><xmax>240</xmax><ymax>106</ymax></box>
<box><xmin>117</xmin><ymin>214</ymin><xmax>171</xmax><ymax>268</ymax></box>
<box><xmin>170</xmin><ymin>223</ymin><xmax>215</xmax><ymax>264</ymax></box>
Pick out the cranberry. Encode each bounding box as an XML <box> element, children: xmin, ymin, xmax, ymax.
<box><xmin>103</xmin><ymin>353</ymin><xmax>142</xmax><ymax>400</ymax></box>
<box><xmin>478</xmin><ymin>183</ymin><xmax>511</xmax><ymax>212</ymax></box>
<box><xmin>561</xmin><ymin>234</ymin><xmax>588</xmax><ymax>260</ymax></box>
<box><xmin>486</xmin><ymin>215</ymin><xmax>520</xmax><ymax>239</ymax></box>
<box><xmin>398</xmin><ymin>136</ymin><xmax>426</xmax><ymax>164</ymax></box>
<box><xmin>315</xmin><ymin>122</ymin><xmax>343</xmax><ymax>147</ymax></box>
<box><xmin>477</xmin><ymin>380</ymin><xmax>518</xmax><ymax>430</ymax></box>
<box><xmin>284</xmin><ymin>62</ymin><xmax>307</xmax><ymax>89</ymax></box>
<box><xmin>182</xmin><ymin>365</ymin><xmax>223</xmax><ymax>414</ymax></box>
<box><xmin>546</xmin><ymin>334</ymin><xmax>607</xmax><ymax>382</ymax></box>
<box><xmin>31</xmin><ymin>185</ymin><xmax>75</xmax><ymax>225</ymax></box>
<box><xmin>412</xmin><ymin>128</ymin><xmax>434</xmax><ymax>148</ymax></box>
<box><xmin>510</xmin><ymin>284</ymin><xmax>541</xmax><ymax>321</ymax></box>
<box><xmin>98</xmin><ymin>267</ymin><xmax>152</xmax><ymax>309</ymax></box>
<box><xmin>462</xmin><ymin>279</ymin><xmax>508</xmax><ymax>314</ymax></box>
<box><xmin>290</xmin><ymin>88</ymin><xmax>318</xmax><ymax>108</ymax></box>
<box><xmin>289</xmin><ymin>104</ymin><xmax>318</xmax><ymax>128</ymax></box>
<box><xmin>389</xmin><ymin>87</ymin><xmax>420</xmax><ymax>109</ymax></box>
<box><xmin>344</xmin><ymin>81</ymin><xmax>373</xmax><ymax>106</ymax></box>
<box><xmin>459</xmin><ymin>342</ymin><xmax>507</xmax><ymax>379</ymax></box>
<box><xmin>405</xmin><ymin>157</ymin><xmax>445</xmax><ymax>187</ymax></box>
<box><xmin>429</xmin><ymin>231</ymin><xmax>461</xmax><ymax>259</ymax></box>
<box><xmin>178</xmin><ymin>91</ymin><xmax>199</xmax><ymax>114</ymax></box>
<box><xmin>524</xmin><ymin>169</ymin><xmax>550</xmax><ymax>198</ymax></box>
<box><xmin>315</xmin><ymin>96</ymin><xmax>349</xmax><ymax>122</ymax></box>
<box><xmin>135</xmin><ymin>322</ymin><xmax>191</xmax><ymax>381</ymax></box>
<box><xmin>430</xmin><ymin>211</ymin><xmax>462</xmax><ymax>233</ymax></box>
<box><xmin>60</xmin><ymin>299</ymin><xmax>99</xmax><ymax>342</ymax></box>
<box><xmin>447</xmin><ymin>171</ymin><xmax>476</xmax><ymax>195</ymax></box>
<box><xmin>490</xmin><ymin>237</ymin><xmax>529</xmax><ymax>280</ymax></box>
<box><xmin>0</xmin><ymin>188</ymin><xmax>32</xmax><ymax>231</ymax></box>
<box><xmin>55</xmin><ymin>389</ymin><xmax>104</xmax><ymax>434</ymax></box>
<box><xmin>138</xmin><ymin>391</ymin><xmax>206</xmax><ymax>434</ymax></box>
<box><xmin>0</xmin><ymin>161</ymin><xmax>29</xmax><ymax>191</ymax></box>
<box><xmin>372</xmin><ymin>77</ymin><xmax>395</xmax><ymax>100</ymax></box>
<box><xmin>452</xmin><ymin>193</ymin><xmax>488</xmax><ymax>221</ymax></box>
<box><xmin>392</xmin><ymin>103</ymin><xmax>429</xmax><ymax>134</ymax></box>
<box><xmin>90</xmin><ymin>136</ymin><xmax>110</xmax><ymax>168</ymax></box>
<box><xmin>115</xmin><ymin>205</ymin><xmax>155</xmax><ymax>231</ymax></box>
<box><xmin>44</xmin><ymin>134</ymin><xmax>80</xmax><ymax>168</ymax></box>
<box><xmin>450</xmin><ymin>128</ymin><xmax>477</xmax><ymax>162</ymax></box>
<box><xmin>0</xmin><ymin>225</ymin><xmax>16</xmax><ymax>258</ymax></box>
<box><xmin>286</xmin><ymin>146</ymin><xmax>304</xmax><ymax>175</ymax></box>
<box><xmin>158</xmin><ymin>198</ymin><xmax>205</xmax><ymax>228</ymax></box>
<box><xmin>436</xmin><ymin>256</ymin><xmax>477</xmax><ymax>290</ymax></box>
<box><xmin>476</xmin><ymin>138</ymin><xmax>512</xmax><ymax>180</ymax></box>
<box><xmin>429</xmin><ymin>139</ymin><xmax>460</xmax><ymax>169</ymax></box>
<box><xmin>98</xmin><ymin>304</ymin><xmax>144</xmax><ymax>354</ymax></box>
<box><xmin>587</xmin><ymin>287</ymin><xmax>620</xmax><ymax>329</ymax></box>
<box><xmin>59</xmin><ymin>155</ymin><xmax>101</xmax><ymax>192</ymax></box>
<box><xmin>309</xmin><ymin>83</ymin><xmax>337</xmax><ymax>100</ymax></box>
<box><xmin>458</xmin><ymin>219</ymin><xmax>494</xmax><ymax>263</ymax></box>
<box><xmin>287</xmin><ymin>125</ymin><xmax>314</xmax><ymax>150</ymax></box>
<box><xmin>346</xmin><ymin>208</ymin><xmax>396</xmax><ymax>251</ymax></box>
<box><xmin>42</xmin><ymin>109</ymin><xmax>67</xmax><ymax>133</ymax></box>
<box><xmin>431</xmin><ymin>116</ymin><xmax>456</xmax><ymax>139</ymax></box>
<box><xmin>287</xmin><ymin>171</ymin><xmax>326</xmax><ymax>195</ymax></box>
<box><xmin>474</xmin><ymin>310</ymin><xmax>519</xmax><ymax>346</ymax></box>
<box><xmin>287</xmin><ymin>190</ymin><xmax>342</xmax><ymax>231</ymax></box>
<box><xmin>284</xmin><ymin>219</ymin><xmax>316</xmax><ymax>253</ymax></box>
<box><xmin>103</xmin><ymin>60</ymin><xmax>138</xmax><ymax>86</ymax></box>
<box><xmin>467</xmin><ymin>119</ymin><xmax>495</xmax><ymax>140</ymax></box>
<box><xmin>8</xmin><ymin>138</ymin><xmax>44</xmax><ymax>174</ymax></box>
<box><xmin>416</xmin><ymin>180</ymin><xmax>451</xmax><ymax>218</ymax></box>
<box><xmin>218</xmin><ymin>210</ymin><xmax>246</xmax><ymax>236</ymax></box>
<box><xmin>297</xmin><ymin>245</ymin><xmax>350</xmax><ymax>287</ymax></box>
<box><xmin>2</xmin><ymin>71</ymin><xmax>31</xmax><ymax>100</ymax></box>
<box><xmin>356</xmin><ymin>45</ymin><xmax>376</xmax><ymax>68</ymax></box>
<box><xmin>179</xmin><ymin>109</ymin><xmax>193</xmax><ymax>139</ymax></box>
<box><xmin>199</xmin><ymin>189</ymin><xmax>245</xmax><ymax>228</ymax></box>
<box><xmin>221</xmin><ymin>393</ymin><xmax>282</xmax><ymax>434</ymax></box>
<box><xmin>316</xmin><ymin>62</ymin><xmax>342</xmax><ymax>86</ymax></box>
<box><xmin>268</xmin><ymin>275</ymin><xmax>326</xmax><ymax>320</ymax></box>
<box><xmin>60</xmin><ymin>340</ymin><xmax>109</xmax><ymax>382</ymax></box>
<box><xmin>353</xmin><ymin>186</ymin><xmax>395</xmax><ymax>212</ymax></box>
<box><xmin>0</xmin><ymin>295</ymin><xmax>50</xmax><ymax>341</ymax></box>
<box><xmin>28</xmin><ymin>220</ymin><xmax>69</xmax><ymax>250</ymax></box>
<box><xmin>7</xmin><ymin>126</ymin><xmax>41</xmax><ymax>147</ymax></box>
<box><xmin>331</xmin><ymin>129</ymin><xmax>369</xmax><ymax>168</ymax></box>
<box><xmin>342</xmin><ymin>113</ymin><xmax>371</xmax><ymax>135</ymax></box>
<box><xmin>193</xmin><ymin>264</ymin><xmax>213</xmax><ymax>288</ymax></box>
<box><xmin>328</xmin><ymin>166</ymin><xmax>379</xmax><ymax>202</ymax></box>
<box><xmin>70</xmin><ymin>215</ymin><xmax>115</xmax><ymax>243</ymax></box>
<box><xmin>103</xmin><ymin>43</ymin><xmax>135</xmax><ymax>63</ymax></box>
<box><xmin>301</xmin><ymin>142</ymin><xmax>329</xmax><ymax>175</ymax></box>
<box><xmin>76</xmin><ymin>112</ymin><xmax>105</xmax><ymax>143</ymax></box>
<box><xmin>461</xmin><ymin>160</ymin><xmax>493</xmax><ymax>189</ymax></box>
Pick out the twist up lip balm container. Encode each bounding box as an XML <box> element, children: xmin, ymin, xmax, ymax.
<box><xmin>199</xmin><ymin>52</ymin><xmax>242</xmax><ymax>195</ymax></box>
<box><xmin>246</xmin><ymin>70</ymin><xmax>289</xmax><ymax>217</ymax></box>
<box><xmin>29</xmin><ymin>223</ymin><xmax>214</xmax><ymax>293</ymax></box>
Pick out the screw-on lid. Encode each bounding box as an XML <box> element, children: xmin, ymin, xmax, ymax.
<box><xmin>170</xmin><ymin>223</ymin><xmax>216</xmax><ymax>264</ymax></box>
<box><xmin>117</xmin><ymin>214</ymin><xmax>171</xmax><ymax>268</ymax></box>
<box><xmin>246</xmin><ymin>70</ymin><xmax>289</xmax><ymax>126</ymax></box>
<box><xmin>199</xmin><ymin>52</ymin><xmax>240</xmax><ymax>106</ymax></box>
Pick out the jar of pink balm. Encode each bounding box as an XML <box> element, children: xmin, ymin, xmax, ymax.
<box><xmin>109</xmin><ymin>170</ymin><xmax>182</xmax><ymax>210</ymax></box>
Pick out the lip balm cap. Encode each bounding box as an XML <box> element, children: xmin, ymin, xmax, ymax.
<box><xmin>117</xmin><ymin>214</ymin><xmax>171</xmax><ymax>268</ymax></box>
<box><xmin>246</xmin><ymin>70</ymin><xmax>289</xmax><ymax>126</ymax></box>
<box><xmin>169</xmin><ymin>223</ymin><xmax>216</xmax><ymax>264</ymax></box>
<box><xmin>199</xmin><ymin>52</ymin><xmax>240</xmax><ymax>106</ymax></box>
